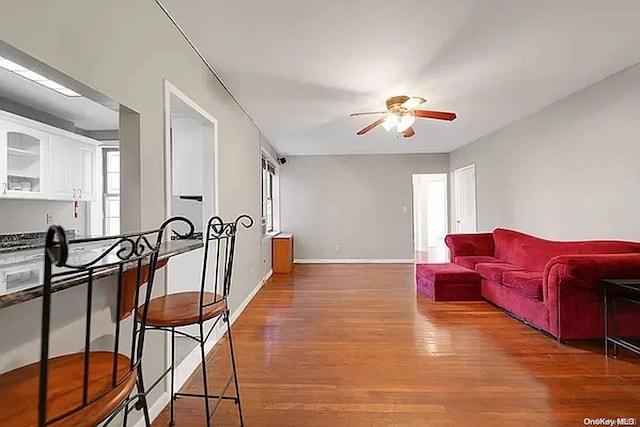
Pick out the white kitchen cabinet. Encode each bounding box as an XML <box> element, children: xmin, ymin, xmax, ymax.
<box><xmin>171</xmin><ymin>117</ymin><xmax>203</xmax><ymax>196</ymax></box>
<box><xmin>49</xmin><ymin>135</ymin><xmax>97</xmax><ymax>202</ymax></box>
<box><xmin>48</xmin><ymin>135</ymin><xmax>73</xmax><ymax>200</ymax></box>
<box><xmin>0</xmin><ymin>120</ymin><xmax>48</xmax><ymax>199</ymax></box>
<box><xmin>0</xmin><ymin>111</ymin><xmax>99</xmax><ymax>202</ymax></box>
<box><xmin>75</xmin><ymin>143</ymin><xmax>97</xmax><ymax>201</ymax></box>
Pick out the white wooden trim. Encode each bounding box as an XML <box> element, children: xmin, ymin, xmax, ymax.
<box><xmin>161</xmin><ymin>80</ymin><xmax>220</xmax><ymax>224</ymax></box>
<box><xmin>294</xmin><ymin>259</ymin><xmax>414</xmax><ymax>264</ymax></box>
<box><xmin>0</xmin><ymin>109</ymin><xmax>101</xmax><ymax>146</ymax></box>
<box><xmin>132</xmin><ymin>392</ymin><xmax>169</xmax><ymax>427</ymax></box>
<box><xmin>231</xmin><ymin>269</ymin><xmax>272</xmax><ymax>324</ymax></box>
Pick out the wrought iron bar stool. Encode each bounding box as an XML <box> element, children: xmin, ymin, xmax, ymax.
<box><xmin>0</xmin><ymin>216</ymin><xmax>193</xmax><ymax>426</ymax></box>
<box><xmin>137</xmin><ymin>214</ymin><xmax>252</xmax><ymax>426</ymax></box>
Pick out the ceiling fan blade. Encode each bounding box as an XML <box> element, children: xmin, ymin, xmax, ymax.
<box><xmin>350</xmin><ymin>111</ymin><xmax>387</xmax><ymax>117</ymax></box>
<box><xmin>356</xmin><ymin>117</ymin><xmax>385</xmax><ymax>135</ymax></box>
<box><xmin>401</xmin><ymin>97</ymin><xmax>427</xmax><ymax>110</ymax></box>
<box><xmin>414</xmin><ymin>110</ymin><xmax>457</xmax><ymax>121</ymax></box>
<box><xmin>402</xmin><ymin>127</ymin><xmax>415</xmax><ymax>138</ymax></box>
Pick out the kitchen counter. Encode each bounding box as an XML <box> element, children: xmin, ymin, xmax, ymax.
<box><xmin>0</xmin><ymin>230</ymin><xmax>77</xmax><ymax>254</ymax></box>
<box><xmin>0</xmin><ymin>239</ymin><xmax>203</xmax><ymax>308</ymax></box>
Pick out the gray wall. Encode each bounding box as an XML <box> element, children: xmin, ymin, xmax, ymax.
<box><xmin>280</xmin><ymin>154</ymin><xmax>449</xmax><ymax>260</ymax></box>
<box><xmin>450</xmin><ymin>63</ymin><xmax>640</xmax><ymax>241</ymax></box>
<box><xmin>0</xmin><ymin>199</ymin><xmax>88</xmax><ymax>234</ymax></box>
<box><xmin>0</xmin><ymin>0</ymin><xmax>262</xmax><ymax>418</ymax></box>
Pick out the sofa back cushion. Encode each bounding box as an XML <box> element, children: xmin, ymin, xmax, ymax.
<box><xmin>493</xmin><ymin>228</ymin><xmax>640</xmax><ymax>271</ymax></box>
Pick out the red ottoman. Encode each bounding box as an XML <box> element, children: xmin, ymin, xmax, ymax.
<box><xmin>416</xmin><ymin>263</ymin><xmax>481</xmax><ymax>301</ymax></box>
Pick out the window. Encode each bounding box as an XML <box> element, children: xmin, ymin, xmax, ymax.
<box><xmin>103</xmin><ymin>148</ymin><xmax>120</xmax><ymax>235</ymax></box>
<box><xmin>262</xmin><ymin>155</ymin><xmax>276</xmax><ymax>235</ymax></box>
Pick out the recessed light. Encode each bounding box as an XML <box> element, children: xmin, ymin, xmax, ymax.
<box><xmin>0</xmin><ymin>55</ymin><xmax>81</xmax><ymax>97</ymax></box>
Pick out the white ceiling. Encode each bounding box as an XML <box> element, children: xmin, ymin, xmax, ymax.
<box><xmin>161</xmin><ymin>0</ymin><xmax>640</xmax><ymax>155</ymax></box>
<box><xmin>0</xmin><ymin>67</ymin><xmax>118</xmax><ymax>131</ymax></box>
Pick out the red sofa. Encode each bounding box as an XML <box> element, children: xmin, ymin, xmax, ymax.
<box><xmin>445</xmin><ymin>228</ymin><xmax>640</xmax><ymax>340</ymax></box>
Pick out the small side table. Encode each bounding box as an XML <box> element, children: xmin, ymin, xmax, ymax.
<box><xmin>602</xmin><ymin>279</ymin><xmax>640</xmax><ymax>358</ymax></box>
<box><xmin>272</xmin><ymin>232</ymin><xmax>294</xmax><ymax>274</ymax></box>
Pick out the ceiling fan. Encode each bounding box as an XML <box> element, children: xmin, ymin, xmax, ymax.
<box><xmin>351</xmin><ymin>95</ymin><xmax>456</xmax><ymax>138</ymax></box>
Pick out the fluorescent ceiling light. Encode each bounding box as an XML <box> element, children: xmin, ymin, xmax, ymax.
<box><xmin>0</xmin><ymin>57</ymin><xmax>26</xmax><ymax>72</ymax></box>
<box><xmin>0</xmin><ymin>55</ymin><xmax>81</xmax><ymax>97</ymax></box>
<box><xmin>15</xmin><ymin>69</ymin><xmax>46</xmax><ymax>81</ymax></box>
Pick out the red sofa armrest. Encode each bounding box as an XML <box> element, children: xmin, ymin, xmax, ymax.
<box><xmin>545</xmin><ymin>253</ymin><xmax>640</xmax><ymax>280</ymax></box>
<box><xmin>445</xmin><ymin>232</ymin><xmax>495</xmax><ymax>258</ymax></box>
<box><xmin>544</xmin><ymin>253</ymin><xmax>640</xmax><ymax>339</ymax></box>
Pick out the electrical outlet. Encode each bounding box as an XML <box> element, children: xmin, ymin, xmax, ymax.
<box><xmin>46</xmin><ymin>214</ymin><xmax>54</xmax><ymax>225</ymax></box>
<box><xmin>402</xmin><ymin>206</ymin><xmax>409</xmax><ymax>213</ymax></box>
<box><xmin>335</xmin><ymin>244</ymin><xmax>341</xmax><ymax>252</ymax></box>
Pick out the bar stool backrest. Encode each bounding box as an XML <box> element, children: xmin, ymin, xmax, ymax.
<box><xmin>199</xmin><ymin>215</ymin><xmax>253</xmax><ymax>320</ymax></box>
<box><xmin>40</xmin><ymin>216</ymin><xmax>194</xmax><ymax>425</ymax></box>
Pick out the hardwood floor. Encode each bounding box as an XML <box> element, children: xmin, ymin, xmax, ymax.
<box><xmin>153</xmin><ymin>264</ymin><xmax>640</xmax><ymax>426</ymax></box>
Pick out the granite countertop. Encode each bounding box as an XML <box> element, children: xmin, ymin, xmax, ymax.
<box><xmin>0</xmin><ymin>238</ymin><xmax>203</xmax><ymax>308</ymax></box>
<box><xmin>0</xmin><ymin>230</ymin><xmax>78</xmax><ymax>254</ymax></box>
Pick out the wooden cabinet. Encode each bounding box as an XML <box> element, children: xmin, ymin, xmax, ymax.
<box><xmin>272</xmin><ymin>233</ymin><xmax>294</xmax><ymax>274</ymax></box>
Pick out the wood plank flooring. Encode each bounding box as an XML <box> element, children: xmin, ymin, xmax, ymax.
<box><xmin>154</xmin><ymin>264</ymin><xmax>640</xmax><ymax>426</ymax></box>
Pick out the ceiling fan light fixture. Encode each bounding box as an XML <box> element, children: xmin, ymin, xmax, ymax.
<box><xmin>396</xmin><ymin>114</ymin><xmax>415</xmax><ymax>133</ymax></box>
<box><xmin>401</xmin><ymin>96</ymin><xmax>426</xmax><ymax>110</ymax></box>
<box><xmin>382</xmin><ymin>114</ymin><xmax>398</xmax><ymax>131</ymax></box>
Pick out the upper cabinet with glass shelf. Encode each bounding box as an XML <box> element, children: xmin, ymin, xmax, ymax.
<box><xmin>0</xmin><ymin>120</ymin><xmax>48</xmax><ymax>198</ymax></box>
<box><xmin>0</xmin><ymin>110</ymin><xmax>98</xmax><ymax>201</ymax></box>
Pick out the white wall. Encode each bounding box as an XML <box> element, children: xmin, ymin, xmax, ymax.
<box><xmin>280</xmin><ymin>154</ymin><xmax>449</xmax><ymax>260</ymax></box>
<box><xmin>450</xmin><ymin>63</ymin><xmax>640</xmax><ymax>240</ymax></box>
<box><xmin>0</xmin><ymin>199</ymin><xmax>88</xmax><ymax>234</ymax></box>
<box><xmin>0</xmin><ymin>0</ymin><xmax>263</xmax><ymax>421</ymax></box>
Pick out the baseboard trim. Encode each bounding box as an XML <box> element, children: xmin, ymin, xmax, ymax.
<box><xmin>139</xmin><ymin>271</ymin><xmax>271</xmax><ymax>426</ymax></box>
<box><xmin>230</xmin><ymin>269</ymin><xmax>271</xmax><ymax>325</ymax></box>
<box><xmin>294</xmin><ymin>259</ymin><xmax>414</xmax><ymax>264</ymax></box>
<box><xmin>133</xmin><ymin>392</ymin><xmax>169</xmax><ymax>427</ymax></box>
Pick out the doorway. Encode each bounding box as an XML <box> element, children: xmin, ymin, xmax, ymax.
<box><xmin>453</xmin><ymin>164</ymin><xmax>477</xmax><ymax>233</ymax></box>
<box><xmin>412</xmin><ymin>174</ymin><xmax>448</xmax><ymax>263</ymax></box>
<box><xmin>163</xmin><ymin>81</ymin><xmax>218</xmax><ymax>391</ymax></box>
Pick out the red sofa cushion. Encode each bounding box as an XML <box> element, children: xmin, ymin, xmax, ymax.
<box><xmin>415</xmin><ymin>263</ymin><xmax>479</xmax><ymax>284</ymax></box>
<box><xmin>454</xmin><ymin>255</ymin><xmax>502</xmax><ymax>270</ymax></box>
<box><xmin>493</xmin><ymin>228</ymin><xmax>640</xmax><ymax>271</ymax></box>
<box><xmin>502</xmin><ymin>270</ymin><xmax>543</xmax><ymax>301</ymax></box>
<box><xmin>476</xmin><ymin>262</ymin><xmax>525</xmax><ymax>283</ymax></box>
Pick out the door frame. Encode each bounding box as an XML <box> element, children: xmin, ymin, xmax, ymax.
<box><xmin>162</xmin><ymin>80</ymin><xmax>219</xmax><ymax>220</ymax></box>
<box><xmin>161</xmin><ymin>80</ymin><xmax>221</xmax><ymax>399</ymax></box>
<box><xmin>411</xmin><ymin>173</ymin><xmax>449</xmax><ymax>252</ymax></box>
<box><xmin>453</xmin><ymin>164</ymin><xmax>477</xmax><ymax>233</ymax></box>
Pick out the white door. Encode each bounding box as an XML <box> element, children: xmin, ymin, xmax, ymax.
<box><xmin>454</xmin><ymin>164</ymin><xmax>477</xmax><ymax>232</ymax></box>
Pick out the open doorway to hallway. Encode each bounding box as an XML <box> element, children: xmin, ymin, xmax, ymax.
<box><xmin>412</xmin><ymin>174</ymin><xmax>448</xmax><ymax>263</ymax></box>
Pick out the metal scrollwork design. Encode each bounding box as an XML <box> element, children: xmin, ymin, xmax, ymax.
<box><xmin>206</xmin><ymin>214</ymin><xmax>253</xmax><ymax>240</ymax></box>
<box><xmin>46</xmin><ymin>216</ymin><xmax>196</xmax><ymax>271</ymax></box>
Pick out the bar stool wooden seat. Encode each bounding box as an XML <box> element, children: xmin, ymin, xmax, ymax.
<box><xmin>137</xmin><ymin>215</ymin><xmax>252</xmax><ymax>427</ymax></box>
<box><xmin>0</xmin><ymin>217</ymin><xmax>193</xmax><ymax>427</ymax></box>
<box><xmin>143</xmin><ymin>291</ymin><xmax>227</xmax><ymax>327</ymax></box>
